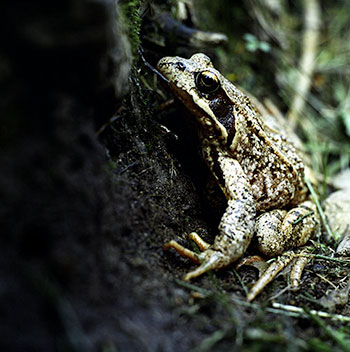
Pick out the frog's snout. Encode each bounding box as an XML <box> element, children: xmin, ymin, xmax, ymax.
<box><xmin>156</xmin><ymin>56</ymin><xmax>172</xmax><ymax>71</ymax></box>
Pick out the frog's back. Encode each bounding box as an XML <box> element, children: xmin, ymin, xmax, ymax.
<box><xmin>225</xmin><ymin>90</ymin><xmax>307</xmax><ymax>212</ymax></box>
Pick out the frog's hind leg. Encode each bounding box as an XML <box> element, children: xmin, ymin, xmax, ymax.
<box><xmin>255</xmin><ymin>200</ymin><xmax>319</xmax><ymax>258</ymax></box>
<box><xmin>246</xmin><ymin>200</ymin><xmax>319</xmax><ymax>301</ymax></box>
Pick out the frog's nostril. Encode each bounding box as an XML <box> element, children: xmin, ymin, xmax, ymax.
<box><xmin>157</xmin><ymin>60</ymin><xmax>164</xmax><ymax>68</ymax></box>
<box><xmin>157</xmin><ymin>57</ymin><xmax>170</xmax><ymax>69</ymax></box>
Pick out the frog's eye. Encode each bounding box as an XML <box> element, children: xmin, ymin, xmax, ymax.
<box><xmin>195</xmin><ymin>71</ymin><xmax>220</xmax><ymax>94</ymax></box>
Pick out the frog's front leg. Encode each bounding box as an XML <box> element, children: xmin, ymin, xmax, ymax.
<box><xmin>246</xmin><ymin>200</ymin><xmax>320</xmax><ymax>301</ymax></box>
<box><xmin>164</xmin><ymin>154</ymin><xmax>256</xmax><ymax>281</ymax></box>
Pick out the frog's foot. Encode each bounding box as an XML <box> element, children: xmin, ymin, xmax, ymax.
<box><xmin>164</xmin><ymin>232</ymin><xmax>227</xmax><ymax>281</ymax></box>
<box><xmin>246</xmin><ymin>247</ymin><xmax>311</xmax><ymax>302</ymax></box>
<box><xmin>244</xmin><ymin>200</ymin><xmax>319</xmax><ymax>301</ymax></box>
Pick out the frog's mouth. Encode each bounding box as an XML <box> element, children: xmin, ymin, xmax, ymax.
<box><xmin>157</xmin><ymin>59</ymin><xmax>201</xmax><ymax>112</ymax></box>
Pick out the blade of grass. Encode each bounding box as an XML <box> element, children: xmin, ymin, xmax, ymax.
<box><xmin>272</xmin><ymin>303</ymin><xmax>350</xmax><ymax>323</ymax></box>
<box><xmin>232</xmin><ymin>268</ymin><xmax>249</xmax><ymax>296</ymax></box>
<box><xmin>311</xmin><ymin>254</ymin><xmax>350</xmax><ymax>265</ymax></box>
<box><xmin>305</xmin><ymin>308</ymin><xmax>350</xmax><ymax>352</ymax></box>
<box><xmin>175</xmin><ymin>278</ymin><xmax>211</xmax><ymax>296</ymax></box>
<box><xmin>191</xmin><ymin>329</ymin><xmax>227</xmax><ymax>352</ymax></box>
<box><xmin>305</xmin><ymin>178</ymin><xmax>340</xmax><ymax>240</ymax></box>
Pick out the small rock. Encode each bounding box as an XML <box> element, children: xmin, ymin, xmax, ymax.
<box><xmin>332</xmin><ymin>168</ymin><xmax>350</xmax><ymax>190</ymax></box>
<box><xmin>319</xmin><ymin>281</ymin><xmax>350</xmax><ymax>312</ymax></box>
<box><xmin>324</xmin><ymin>188</ymin><xmax>350</xmax><ymax>254</ymax></box>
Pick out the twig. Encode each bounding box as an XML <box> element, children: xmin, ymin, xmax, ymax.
<box><xmin>96</xmin><ymin>106</ymin><xmax>122</xmax><ymax>136</ymax></box>
<box><xmin>232</xmin><ymin>269</ymin><xmax>249</xmax><ymax>296</ymax></box>
<box><xmin>314</xmin><ymin>272</ymin><xmax>338</xmax><ymax>289</ymax></box>
<box><xmin>272</xmin><ymin>303</ymin><xmax>350</xmax><ymax>323</ymax></box>
<box><xmin>268</xmin><ymin>285</ymin><xmax>291</xmax><ymax>301</ymax></box>
<box><xmin>287</xmin><ymin>0</ymin><xmax>321</xmax><ymax>130</ymax></box>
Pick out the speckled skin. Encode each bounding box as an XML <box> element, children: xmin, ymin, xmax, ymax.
<box><xmin>158</xmin><ymin>53</ymin><xmax>320</xmax><ymax>300</ymax></box>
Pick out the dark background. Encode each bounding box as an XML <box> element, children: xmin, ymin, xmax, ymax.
<box><xmin>1</xmin><ymin>0</ymin><xmax>349</xmax><ymax>351</ymax></box>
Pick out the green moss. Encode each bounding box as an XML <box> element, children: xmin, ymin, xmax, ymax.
<box><xmin>120</xmin><ymin>0</ymin><xmax>142</xmax><ymax>59</ymax></box>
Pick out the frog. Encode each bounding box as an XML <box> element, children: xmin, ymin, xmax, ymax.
<box><xmin>157</xmin><ymin>53</ymin><xmax>320</xmax><ymax>301</ymax></box>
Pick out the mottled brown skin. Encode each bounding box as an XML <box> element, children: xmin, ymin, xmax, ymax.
<box><xmin>158</xmin><ymin>53</ymin><xmax>320</xmax><ymax>301</ymax></box>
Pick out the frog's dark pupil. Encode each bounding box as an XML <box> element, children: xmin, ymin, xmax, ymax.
<box><xmin>202</xmin><ymin>75</ymin><xmax>215</xmax><ymax>86</ymax></box>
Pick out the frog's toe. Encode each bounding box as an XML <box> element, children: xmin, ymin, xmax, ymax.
<box><xmin>164</xmin><ymin>233</ymin><xmax>212</xmax><ymax>264</ymax></box>
<box><xmin>289</xmin><ymin>250</ymin><xmax>310</xmax><ymax>290</ymax></box>
<box><xmin>188</xmin><ymin>232</ymin><xmax>211</xmax><ymax>250</ymax></box>
<box><xmin>183</xmin><ymin>250</ymin><xmax>226</xmax><ymax>281</ymax></box>
<box><xmin>163</xmin><ymin>240</ymin><xmax>201</xmax><ymax>264</ymax></box>
<box><xmin>246</xmin><ymin>247</ymin><xmax>311</xmax><ymax>301</ymax></box>
<box><xmin>246</xmin><ymin>250</ymin><xmax>295</xmax><ymax>302</ymax></box>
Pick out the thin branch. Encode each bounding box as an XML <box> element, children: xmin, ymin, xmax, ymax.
<box><xmin>287</xmin><ymin>0</ymin><xmax>321</xmax><ymax>130</ymax></box>
<box><xmin>272</xmin><ymin>303</ymin><xmax>350</xmax><ymax>323</ymax></box>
